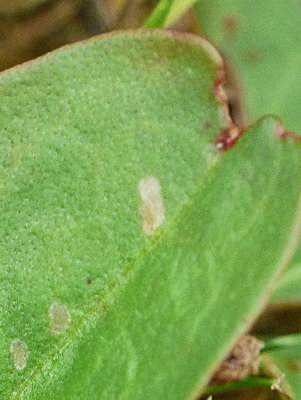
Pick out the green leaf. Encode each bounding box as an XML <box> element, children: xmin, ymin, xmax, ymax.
<box><xmin>144</xmin><ymin>0</ymin><xmax>199</xmax><ymax>28</ymax></box>
<box><xmin>196</xmin><ymin>0</ymin><xmax>301</xmax><ymax>132</ymax></box>
<box><xmin>263</xmin><ymin>335</ymin><xmax>301</xmax><ymax>359</ymax></box>
<box><xmin>0</xmin><ymin>30</ymin><xmax>301</xmax><ymax>399</ymax></box>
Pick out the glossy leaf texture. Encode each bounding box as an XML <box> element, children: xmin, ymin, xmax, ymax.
<box><xmin>196</xmin><ymin>0</ymin><xmax>301</xmax><ymax>132</ymax></box>
<box><xmin>144</xmin><ymin>0</ymin><xmax>199</xmax><ymax>28</ymax></box>
<box><xmin>0</xmin><ymin>30</ymin><xmax>301</xmax><ymax>400</ymax></box>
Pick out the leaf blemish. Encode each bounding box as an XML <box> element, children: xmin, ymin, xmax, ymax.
<box><xmin>276</xmin><ymin>123</ymin><xmax>301</xmax><ymax>143</ymax></box>
<box><xmin>215</xmin><ymin>126</ymin><xmax>244</xmax><ymax>151</ymax></box>
<box><xmin>49</xmin><ymin>302</ymin><xmax>71</xmax><ymax>334</ymax></box>
<box><xmin>10</xmin><ymin>339</ymin><xmax>29</xmax><ymax>371</ymax></box>
<box><xmin>246</xmin><ymin>48</ymin><xmax>262</xmax><ymax>65</ymax></box>
<box><xmin>139</xmin><ymin>177</ymin><xmax>165</xmax><ymax>236</ymax></box>
<box><xmin>213</xmin><ymin>70</ymin><xmax>244</xmax><ymax>151</ymax></box>
<box><xmin>222</xmin><ymin>14</ymin><xmax>241</xmax><ymax>37</ymax></box>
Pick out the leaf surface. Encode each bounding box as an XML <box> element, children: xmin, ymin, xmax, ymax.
<box><xmin>0</xmin><ymin>30</ymin><xmax>301</xmax><ymax>399</ymax></box>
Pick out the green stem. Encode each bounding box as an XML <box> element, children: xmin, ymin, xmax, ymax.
<box><xmin>143</xmin><ymin>0</ymin><xmax>199</xmax><ymax>28</ymax></box>
<box><xmin>144</xmin><ymin>0</ymin><xmax>173</xmax><ymax>28</ymax></box>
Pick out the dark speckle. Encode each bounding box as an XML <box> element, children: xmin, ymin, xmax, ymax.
<box><xmin>222</xmin><ymin>14</ymin><xmax>241</xmax><ymax>38</ymax></box>
<box><xmin>204</xmin><ymin>121</ymin><xmax>213</xmax><ymax>131</ymax></box>
<box><xmin>87</xmin><ymin>279</ymin><xmax>92</xmax><ymax>285</ymax></box>
<box><xmin>246</xmin><ymin>49</ymin><xmax>262</xmax><ymax>65</ymax></box>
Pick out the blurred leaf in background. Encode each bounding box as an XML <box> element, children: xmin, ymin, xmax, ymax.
<box><xmin>0</xmin><ymin>0</ymin><xmax>90</xmax><ymax>70</ymax></box>
<box><xmin>196</xmin><ymin>0</ymin><xmax>301</xmax><ymax>133</ymax></box>
<box><xmin>0</xmin><ymin>0</ymin><xmax>203</xmax><ymax>72</ymax></box>
<box><xmin>144</xmin><ymin>0</ymin><xmax>198</xmax><ymax>28</ymax></box>
<box><xmin>0</xmin><ymin>0</ymin><xmax>142</xmax><ymax>71</ymax></box>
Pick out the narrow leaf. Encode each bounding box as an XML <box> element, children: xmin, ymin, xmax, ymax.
<box><xmin>200</xmin><ymin>377</ymin><xmax>291</xmax><ymax>399</ymax></box>
<box><xmin>144</xmin><ymin>0</ymin><xmax>199</xmax><ymax>28</ymax></box>
<box><xmin>263</xmin><ymin>335</ymin><xmax>301</xmax><ymax>359</ymax></box>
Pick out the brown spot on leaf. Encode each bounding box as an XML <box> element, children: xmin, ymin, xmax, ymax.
<box><xmin>204</xmin><ymin>121</ymin><xmax>213</xmax><ymax>131</ymax></box>
<box><xmin>49</xmin><ymin>302</ymin><xmax>71</xmax><ymax>334</ymax></box>
<box><xmin>222</xmin><ymin>14</ymin><xmax>241</xmax><ymax>38</ymax></box>
<box><xmin>246</xmin><ymin>49</ymin><xmax>263</xmax><ymax>65</ymax></box>
<box><xmin>210</xmin><ymin>335</ymin><xmax>264</xmax><ymax>385</ymax></box>
<box><xmin>139</xmin><ymin>177</ymin><xmax>165</xmax><ymax>236</ymax></box>
<box><xmin>10</xmin><ymin>339</ymin><xmax>29</xmax><ymax>371</ymax></box>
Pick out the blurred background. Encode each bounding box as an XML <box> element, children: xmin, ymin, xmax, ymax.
<box><xmin>2</xmin><ymin>0</ymin><xmax>299</xmax><ymax>133</ymax></box>
<box><xmin>0</xmin><ymin>0</ymin><xmax>200</xmax><ymax>71</ymax></box>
